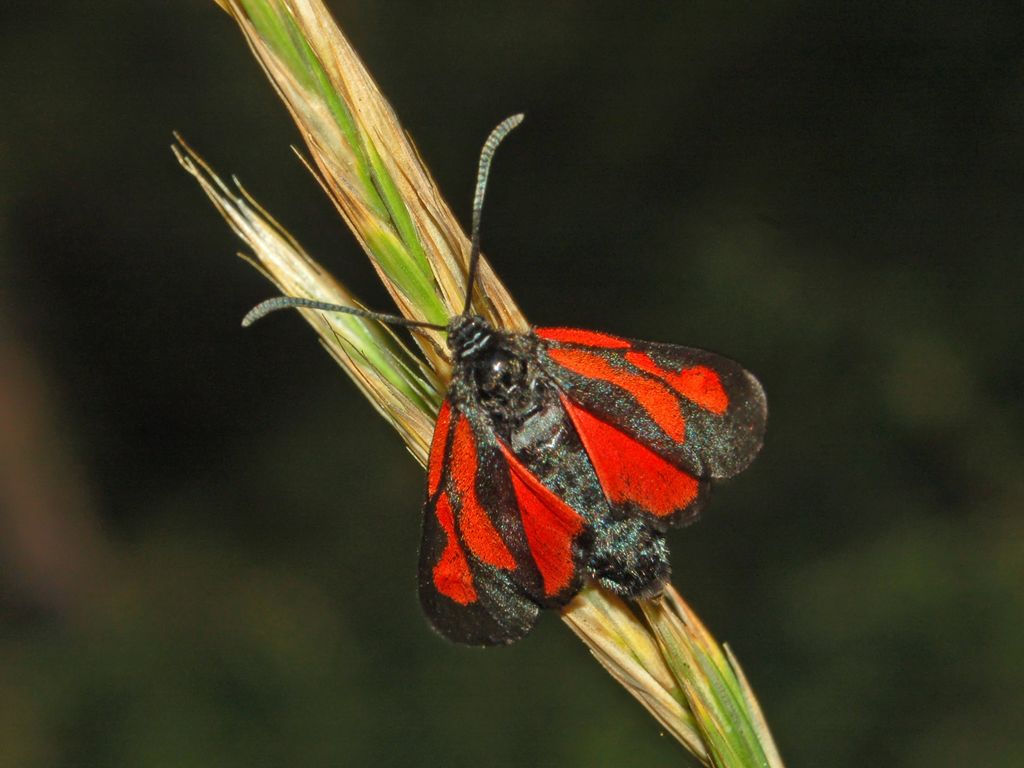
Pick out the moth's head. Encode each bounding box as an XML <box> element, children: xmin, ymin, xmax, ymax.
<box><xmin>447</xmin><ymin>314</ymin><xmax>495</xmax><ymax>361</ymax></box>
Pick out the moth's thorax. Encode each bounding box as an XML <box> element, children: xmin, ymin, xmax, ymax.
<box><xmin>448</xmin><ymin>315</ymin><xmax>554</xmax><ymax>434</ymax></box>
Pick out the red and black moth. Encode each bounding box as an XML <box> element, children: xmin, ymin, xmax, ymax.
<box><xmin>243</xmin><ymin>115</ymin><xmax>767</xmax><ymax>645</ymax></box>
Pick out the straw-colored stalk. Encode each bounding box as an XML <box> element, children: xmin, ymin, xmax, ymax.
<box><xmin>179</xmin><ymin>2</ymin><xmax>784</xmax><ymax>765</ymax></box>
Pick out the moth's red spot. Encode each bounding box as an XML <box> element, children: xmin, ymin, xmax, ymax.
<box><xmin>499</xmin><ymin>443</ymin><xmax>584</xmax><ymax>597</ymax></box>
<box><xmin>449</xmin><ymin>417</ymin><xmax>516</xmax><ymax>569</ymax></box>
<box><xmin>535</xmin><ymin>327</ymin><xmax>630</xmax><ymax>349</ymax></box>
<box><xmin>427</xmin><ymin>401</ymin><xmax>452</xmax><ymax>496</ymax></box>
<box><xmin>562</xmin><ymin>397</ymin><xmax>699</xmax><ymax>517</ymax></box>
<box><xmin>626</xmin><ymin>352</ymin><xmax>729</xmax><ymax>415</ymax></box>
<box><xmin>432</xmin><ymin>492</ymin><xmax>477</xmax><ymax>605</ymax></box>
<box><xmin>546</xmin><ymin>347</ymin><xmax>686</xmax><ymax>443</ymax></box>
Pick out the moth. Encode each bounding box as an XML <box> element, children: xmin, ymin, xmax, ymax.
<box><xmin>244</xmin><ymin>115</ymin><xmax>767</xmax><ymax>645</ymax></box>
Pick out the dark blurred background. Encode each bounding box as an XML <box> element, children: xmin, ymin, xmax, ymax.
<box><xmin>2</xmin><ymin>2</ymin><xmax>1022</xmax><ymax>766</ymax></box>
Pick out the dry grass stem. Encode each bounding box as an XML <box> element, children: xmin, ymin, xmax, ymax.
<box><xmin>217</xmin><ymin>0</ymin><xmax>526</xmax><ymax>377</ymax></box>
<box><xmin>173</xmin><ymin>136</ymin><xmax>438</xmax><ymax>461</ymax></box>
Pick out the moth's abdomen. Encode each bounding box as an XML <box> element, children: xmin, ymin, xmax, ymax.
<box><xmin>507</xmin><ymin>396</ymin><xmax>672</xmax><ymax>601</ymax></box>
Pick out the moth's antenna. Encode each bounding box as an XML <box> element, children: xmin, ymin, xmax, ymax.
<box><xmin>242</xmin><ymin>296</ymin><xmax>447</xmax><ymax>331</ymax></box>
<box><xmin>462</xmin><ymin>113</ymin><xmax>525</xmax><ymax>316</ymax></box>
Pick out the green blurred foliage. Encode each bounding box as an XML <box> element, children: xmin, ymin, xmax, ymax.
<box><xmin>1</xmin><ymin>2</ymin><xmax>1022</xmax><ymax>767</ymax></box>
